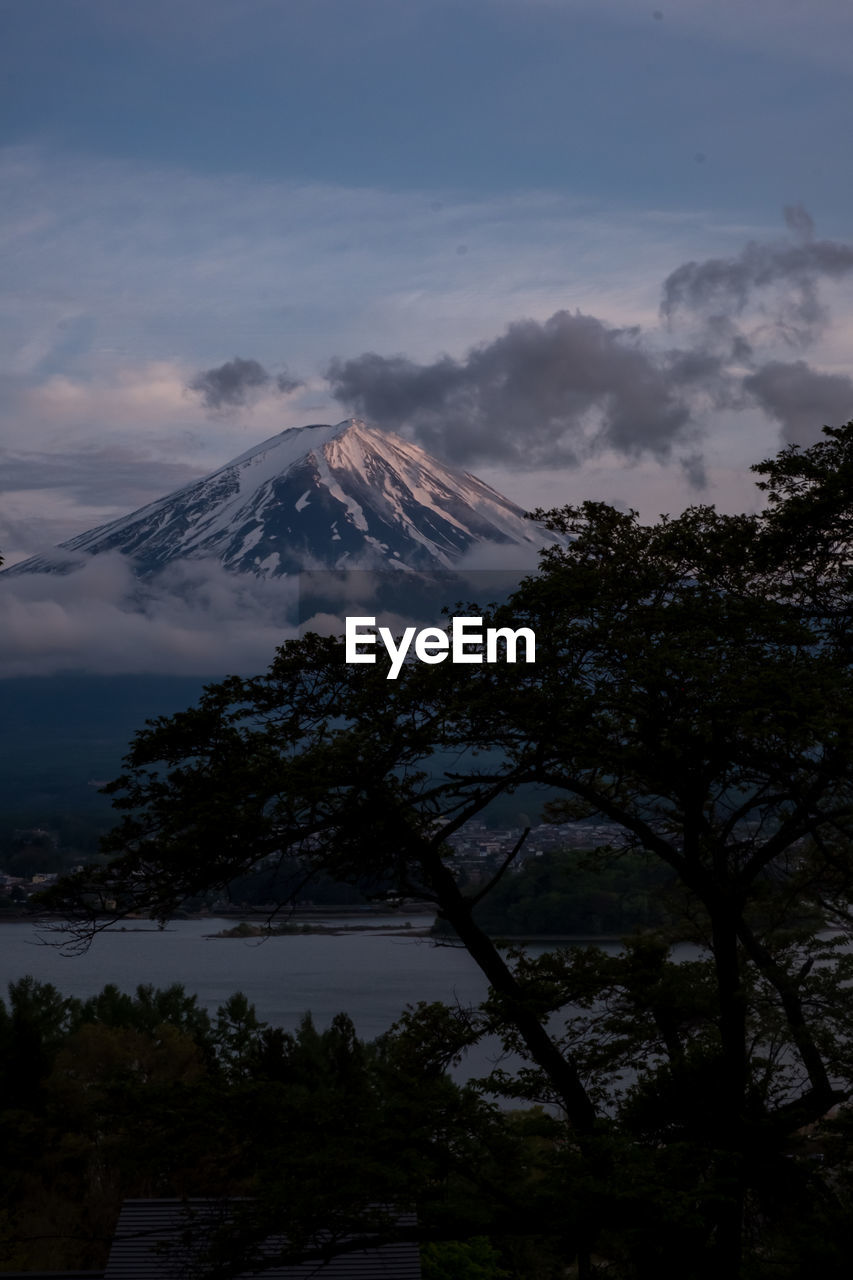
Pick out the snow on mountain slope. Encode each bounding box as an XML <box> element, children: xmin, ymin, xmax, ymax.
<box><xmin>5</xmin><ymin>419</ymin><xmax>559</xmax><ymax>578</ymax></box>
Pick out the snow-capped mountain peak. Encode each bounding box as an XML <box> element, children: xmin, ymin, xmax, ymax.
<box><xmin>5</xmin><ymin>419</ymin><xmax>559</xmax><ymax>578</ymax></box>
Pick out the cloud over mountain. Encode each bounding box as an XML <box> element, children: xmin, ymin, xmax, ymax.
<box><xmin>5</xmin><ymin>189</ymin><xmax>853</xmax><ymax>579</ymax></box>
<box><xmin>0</xmin><ymin>419</ymin><xmax>560</xmax><ymax>676</ymax></box>
<box><xmin>327</xmin><ymin>311</ymin><xmax>693</xmax><ymax>469</ymax></box>
<box><xmin>189</xmin><ymin>357</ymin><xmax>302</xmax><ymax>411</ymax></box>
<box><xmin>324</xmin><ymin>209</ymin><xmax>853</xmax><ymax>463</ymax></box>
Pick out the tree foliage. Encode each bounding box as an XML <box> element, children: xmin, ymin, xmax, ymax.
<box><xmin>440</xmin><ymin>846</ymin><xmax>674</xmax><ymax>938</ymax></box>
<box><xmin>1</xmin><ymin>977</ymin><xmax>551</xmax><ymax>1274</ymax></box>
<box><xmin>40</xmin><ymin>421</ymin><xmax>853</xmax><ymax>1277</ymax></box>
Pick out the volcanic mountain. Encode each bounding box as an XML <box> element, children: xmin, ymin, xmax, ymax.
<box><xmin>7</xmin><ymin>419</ymin><xmax>558</xmax><ymax>577</ymax></box>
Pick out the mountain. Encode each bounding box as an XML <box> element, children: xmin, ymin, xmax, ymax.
<box><xmin>6</xmin><ymin>419</ymin><xmax>557</xmax><ymax>578</ymax></box>
<box><xmin>0</xmin><ymin>422</ymin><xmax>563</xmax><ymax>813</ymax></box>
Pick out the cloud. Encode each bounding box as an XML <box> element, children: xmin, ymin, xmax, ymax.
<box><xmin>0</xmin><ymin>358</ymin><xmax>326</xmax><ymax>560</ymax></box>
<box><xmin>189</xmin><ymin>357</ymin><xmax>270</xmax><ymax>409</ymax></box>
<box><xmin>0</xmin><ymin>555</ymin><xmax>545</xmax><ymax>678</ymax></box>
<box><xmin>326</xmin><ymin>208</ymin><xmax>853</xmax><ymax>470</ymax></box>
<box><xmin>189</xmin><ymin>357</ymin><xmax>302</xmax><ymax>411</ymax></box>
<box><xmin>0</xmin><ymin>142</ymin><xmax>719</xmax><ymax>390</ymax></box>
<box><xmin>0</xmin><ymin>447</ymin><xmax>201</xmax><ymax>506</ymax></box>
<box><xmin>660</xmin><ymin>229</ymin><xmax>853</xmax><ymax>348</ymax></box>
<box><xmin>743</xmin><ymin>360</ymin><xmax>853</xmax><ymax>445</ymax></box>
<box><xmin>783</xmin><ymin>203</ymin><xmax>816</xmax><ymax>242</ymax></box>
<box><xmin>0</xmin><ymin>554</ymin><xmax>298</xmax><ymax>677</ymax></box>
<box><xmin>9</xmin><ymin>206</ymin><xmax>853</xmax><ymax>676</ymax></box>
<box><xmin>3</xmin><ymin>152</ymin><xmax>853</xmax><ymax>562</ymax></box>
<box><xmin>329</xmin><ymin>310</ymin><xmax>695</xmax><ymax>468</ymax></box>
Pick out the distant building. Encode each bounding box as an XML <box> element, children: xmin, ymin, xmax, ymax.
<box><xmin>103</xmin><ymin>1199</ymin><xmax>422</xmax><ymax>1279</ymax></box>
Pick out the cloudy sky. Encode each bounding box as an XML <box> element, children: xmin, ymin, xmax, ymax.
<box><xmin>2</xmin><ymin>0</ymin><xmax>853</xmax><ymax>671</ymax></box>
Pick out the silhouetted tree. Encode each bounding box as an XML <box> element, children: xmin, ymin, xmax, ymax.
<box><xmin>42</xmin><ymin>423</ymin><xmax>853</xmax><ymax>1277</ymax></box>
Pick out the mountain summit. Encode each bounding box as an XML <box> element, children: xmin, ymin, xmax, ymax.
<box><xmin>7</xmin><ymin>419</ymin><xmax>557</xmax><ymax>577</ymax></box>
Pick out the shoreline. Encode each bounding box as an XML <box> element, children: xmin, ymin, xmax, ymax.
<box><xmin>0</xmin><ymin>913</ymin><xmax>626</xmax><ymax>943</ymax></box>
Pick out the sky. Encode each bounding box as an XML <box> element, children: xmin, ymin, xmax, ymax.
<box><xmin>2</xmin><ymin>0</ymin><xmax>853</xmax><ymax>673</ymax></box>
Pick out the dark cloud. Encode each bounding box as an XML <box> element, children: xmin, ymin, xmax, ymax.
<box><xmin>276</xmin><ymin>371</ymin><xmax>301</xmax><ymax>394</ymax></box>
<box><xmin>680</xmin><ymin>452</ymin><xmax>707</xmax><ymax>489</ymax></box>
<box><xmin>743</xmin><ymin>360</ymin><xmax>853</xmax><ymax>445</ymax></box>
<box><xmin>189</xmin><ymin>357</ymin><xmax>302</xmax><ymax>410</ymax></box>
<box><xmin>663</xmin><ymin>349</ymin><xmax>726</xmax><ymax>388</ymax></box>
<box><xmin>176</xmin><ymin>211</ymin><xmax>853</xmax><ymax>479</ymax></box>
<box><xmin>661</xmin><ymin>346</ymin><xmax>752</xmax><ymax>415</ymax></box>
<box><xmin>329</xmin><ymin>310</ymin><xmax>694</xmax><ymax>468</ymax></box>
<box><xmin>325</xmin><ymin>210</ymin><xmax>853</xmax><ymax>471</ymax></box>
<box><xmin>783</xmin><ymin>203</ymin><xmax>815</xmax><ymax>242</ymax></box>
<box><xmin>660</xmin><ymin>223</ymin><xmax>853</xmax><ymax>347</ymax></box>
<box><xmin>731</xmin><ymin>334</ymin><xmax>754</xmax><ymax>364</ymax></box>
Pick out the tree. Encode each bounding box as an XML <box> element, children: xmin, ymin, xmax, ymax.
<box><xmin>42</xmin><ymin>423</ymin><xmax>853</xmax><ymax>1277</ymax></box>
<box><xmin>1</xmin><ymin>978</ymin><xmax>535</xmax><ymax>1273</ymax></box>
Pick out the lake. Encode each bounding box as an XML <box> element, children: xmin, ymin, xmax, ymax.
<box><xmin>0</xmin><ymin>917</ymin><xmax>704</xmax><ymax>1087</ymax></box>
<box><xmin>0</xmin><ymin>915</ymin><xmax>521</xmax><ymax>1078</ymax></box>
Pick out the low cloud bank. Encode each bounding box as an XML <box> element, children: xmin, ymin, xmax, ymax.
<box><xmin>0</xmin><ymin>555</ymin><xmax>299</xmax><ymax>678</ymax></box>
<box><xmin>0</xmin><ymin>539</ymin><xmax>553</xmax><ymax>678</ymax></box>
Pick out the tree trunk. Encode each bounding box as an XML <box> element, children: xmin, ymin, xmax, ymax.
<box><xmin>424</xmin><ymin>843</ymin><xmax>598</xmax><ymax>1134</ymax></box>
<box><xmin>708</xmin><ymin>909</ymin><xmax>746</xmax><ymax>1278</ymax></box>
